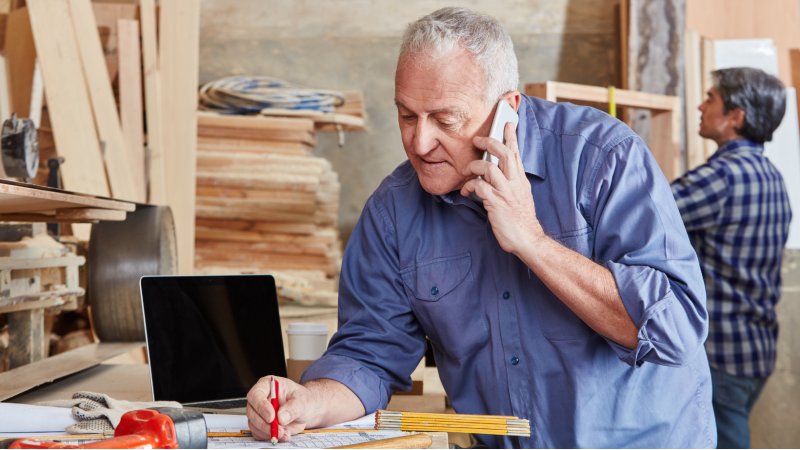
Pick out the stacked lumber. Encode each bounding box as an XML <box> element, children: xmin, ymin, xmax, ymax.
<box><xmin>195</xmin><ymin>113</ymin><xmax>343</xmax><ymax>306</ymax></box>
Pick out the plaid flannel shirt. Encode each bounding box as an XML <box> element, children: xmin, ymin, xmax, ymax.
<box><xmin>672</xmin><ymin>139</ymin><xmax>792</xmax><ymax>378</ymax></box>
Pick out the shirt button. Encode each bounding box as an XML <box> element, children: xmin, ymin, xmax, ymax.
<box><xmin>510</xmin><ymin>356</ymin><xmax>520</xmax><ymax>366</ymax></box>
<box><xmin>430</xmin><ymin>286</ymin><xmax>439</xmax><ymax>296</ymax></box>
<box><xmin>502</xmin><ymin>291</ymin><xmax>511</xmax><ymax>300</ymax></box>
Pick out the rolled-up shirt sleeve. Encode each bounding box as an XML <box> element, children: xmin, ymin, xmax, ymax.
<box><xmin>300</xmin><ymin>194</ymin><xmax>426</xmax><ymax>412</ymax></box>
<box><xmin>589</xmin><ymin>137</ymin><xmax>708</xmax><ymax>367</ymax></box>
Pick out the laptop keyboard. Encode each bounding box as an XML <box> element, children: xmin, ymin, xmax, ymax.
<box><xmin>185</xmin><ymin>398</ymin><xmax>248</xmax><ymax>409</ymax></box>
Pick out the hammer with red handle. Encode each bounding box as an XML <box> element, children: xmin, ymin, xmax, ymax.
<box><xmin>7</xmin><ymin>408</ymin><xmax>207</xmax><ymax>449</ymax></box>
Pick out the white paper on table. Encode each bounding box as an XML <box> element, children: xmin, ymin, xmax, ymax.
<box><xmin>205</xmin><ymin>412</ymin><xmax>391</xmax><ymax>449</ymax></box>
<box><xmin>203</xmin><ymin>412</ymin><xmax>376</xmax><ymax>433</ymax></box>
<box><xmin>207</xmin><ymin>430</ymin><xmax>406</xmax><ymax>449</ymax></box>
<box><xmin>0</xmin><ymin>403</ymin><xmax>77</xmax><ymax>433</ymax></box>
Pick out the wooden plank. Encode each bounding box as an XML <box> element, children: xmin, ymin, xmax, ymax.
<box><xmin>0</xmin><ymin>255</ymin><xmax>85</xmax><ymax>270</ymax></box>
<box><xmin>26</xmin><ymin>0</ymin><xmax>109</xmax><ymax>198</ymax></box>
<box><xmin>195</xmin><ymin>218</ymin><xmax>317</xmax><ymax>235</ymax></box>
<box><xmin>117</xmin><ymin>18</ymin><xmax>146</xmax><ymax>202</ymax></box>
<box><xmin>700</xmin><ymin>37</ymin><xmax>716</xmax><ymax>160</ymax></box>
<box><xmin>684</xmin><ymin>29</ymin><xmax>706</xmax><ymax>172</ymax></box>
<box><xmin>0</xmin><ymin>12</ymin><xmax>6</xmax><ymax>51</ymax></box>
<box><xmin>69</xmin><ymin>0</ymin><xmax>138</xmax><ymax>202</ymax></box>
<box><xmin>0</xmin><ymin>54</ymin><xmax>10</xmax><ymax>124</ymax></box>
<box><xmin>91</xmin><ymin>1</ymin><xmax>138</xmax><ymax>83</ymax></box>
<box><xmin>0</xmin><ymin>342</ymin><xmax>144</xmax><ymax>401</ymax></box>
<box><xmin>686</xmin><ymin>0</ymin><xmax>800</xmax><ymax>86</ymax></box>
<box><xmin>198</xmin><ymin>112</ymin><xmax>315</xmax><ymax>132</ymax></box>
<box><xmin>0</xmin><ymin>179</ymin><xmax>135</xmax><ymax>214</ymax></box>
<box><xmin>8</xmin><ymin>308</ymin><xmax>45</xmax><ymax>368</ymax></box>
<box><xmin>197</xmin><ymin>136</ymin><xmax>314</xmax><ymax>155</ymax></box>
<box><xmin>159</xmin><ymin>0</ymin><xmax>199</xmax><ymax>273</ymax></box>
<box><xmin>139</xmin><ymin>0</ymin><xmax>164</xmax><ymax>204</ymax></box>
<box><xmin>526</xmin><ymin>81</ymin><xmax>678</xmax><ymax>110</ymax></box>
<box><xmin>3</xmin><ymin>6</ymin><xmax>35</xmax><ymax>118</ymax></box>
<box><xmin>0</xmin><ymin>295</ymin><xmax>71</xmax><ymax>314</ymax></box>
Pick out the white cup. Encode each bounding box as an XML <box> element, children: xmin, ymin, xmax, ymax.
<box><xmin>286</xmin><ymin>322</ymin><xmax>329</xmax><ymax>360</ymax></box>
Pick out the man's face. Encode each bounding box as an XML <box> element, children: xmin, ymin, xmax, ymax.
<box><xmin>394</xmin><ymin>49</ymin><xmax>495</xmax><ymax>195</ymax></box>
<box><xmin>698</xmin><ymin>87</ymin><xmax>742</xmax><ymax>145</ymax></box>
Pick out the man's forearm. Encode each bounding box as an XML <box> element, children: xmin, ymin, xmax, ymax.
<box><xmin>516</xmin><ymin>235</ymin><xmax>638</xmax><ymax>348</ymax></box>
<box><xmin>302</xmin><ymin>378</ymin><xmax>366</xmax><ymax>428</ymax></box>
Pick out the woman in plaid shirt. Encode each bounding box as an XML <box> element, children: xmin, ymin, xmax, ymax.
<box><xmin>671</xmin><ymin>67</ymin><xmax>792</xmax><ymax>449</ymax></box>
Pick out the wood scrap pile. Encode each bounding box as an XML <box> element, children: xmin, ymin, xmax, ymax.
<box><xmin>194</xmin><ymin>113</ymin><xmax>342</xmax><ymax>307</ymax></box>
<box><xmin>0</xmin><ymin>231</ymin><xmax>86</xmax><ymax>370</ymax></box>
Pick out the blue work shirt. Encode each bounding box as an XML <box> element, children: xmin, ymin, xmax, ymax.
<box><xmin>303</xmin><ymin>95</ymin><xmax>716</xmax><ymax>448</ymax></box>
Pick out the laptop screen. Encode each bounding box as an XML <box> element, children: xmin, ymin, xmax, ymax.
<box><xmin>140</xmin><ymin>275</ymin><xmax>287</xmax><ymax>404</ymax></box>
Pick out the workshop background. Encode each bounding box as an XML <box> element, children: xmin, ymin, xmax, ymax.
<box><xmin>0</xmin><ymin>0</ymin><xmax>797</xmax><ymax>447</ymax></box>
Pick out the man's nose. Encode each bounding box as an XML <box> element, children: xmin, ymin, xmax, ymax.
<box><xmin>697</xmin><ymin>103</ymin><xmax>705</xmax><ymax>113</ymax></box>
<box><xmin>412</xmin><ymin>120</ymin><xmax>439</xmax><ymax>155</ymax></box>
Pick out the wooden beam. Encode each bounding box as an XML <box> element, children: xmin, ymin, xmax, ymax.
<box><xmin>26</xmin><ymin>0</ymin><xmax>109</xmax><ymax>198</ymax></box>
<box><xmin>117</xmin><ymin>18</ymin><xmax>146</xmax><ymax>201</ymax></box>
<box><xmin>140</xmin><ymin>0</ymin><xmax>164</xmax><ymax>204</ymax></box>
<box><xmin>3</xmin><ymin>6</ymin><xmax>35</xmax><ymax>118</ymax></box>
<box><xmin>684</xmin><ymin>30</ymin><xmax>706</xmax><ymax>171</ymax></box>
<box><xmin>69</xmin><ymin>0</ymin><xmax>138</xmax><ymax>202</ymax></box>
<box><xmin>8</xmin><ymin>308</ymin><xmax>46</xmax><ymax>368</ymax></box>
<box><xmin>0</xmin><ymin>342</ymin><xmax>144</xmax><ymax>401</ymax></box>
<box><xmin>159</xmin><ymin>0</ymin><xmax>199</xmax><ymax>273</ymax></box>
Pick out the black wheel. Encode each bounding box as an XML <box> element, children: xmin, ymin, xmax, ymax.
<box><xmin>88</xmin><ymin>205</ymin><xmax>177</xmax><ymax>341</ymax></box>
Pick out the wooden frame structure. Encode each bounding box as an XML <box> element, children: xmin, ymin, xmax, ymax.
<box><xmin>0</xmin><ymin>180</ymin><xmax>135</xmax><ymax>370</ymax></box>
<box><xmin>525</xmin><ymin>81</ymin><xmax>682</xmax><ymax>180</ymax></box>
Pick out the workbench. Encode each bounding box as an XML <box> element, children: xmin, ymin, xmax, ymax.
<box><xmin>5</xmin><ymin>345</ymin><xmax>450</xmax><ymax>448</ymax></box>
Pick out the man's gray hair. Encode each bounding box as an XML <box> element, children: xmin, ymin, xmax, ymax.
<box><xmin>399</xmin><ymin>7</ymin><xmax>519</xmax><ymax>104</ymax></box>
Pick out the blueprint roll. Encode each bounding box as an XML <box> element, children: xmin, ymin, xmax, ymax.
<box><xmin>286</xmin><ymin>322</ymin><xmax>328</xmax><ymax>360</ymax></box>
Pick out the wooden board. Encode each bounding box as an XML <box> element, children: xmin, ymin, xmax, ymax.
<box><xmin>159</xmin><ymin>0</ymin><xmax>199</xmax><ymax>274</ymax></box>
<box><xmin>684</xmin><ymin>29</ymin><xmax>706</xmax><ymax>171</ymax></box>
<box><xmin>26</xmin><ymin>0</ymin><xmax>109</xmax><ymax>197</ymax></box>
<box><xmin>0</xmin><ymin>179</ymin><xmax>134</xmax><ymax>215</ymax></box>
<box><xmin>117</xmin><ymin>18</ymin><xmax>146</xmax><ymax>201</ymax></box>
<box><xmin>0</xmin><ymin>342</ymin><xmax>144</xmax><ymax>401</ymax></box>
<box><xmin>686</xmin><ymin>0</ymin><xmax>800</xmax><ymax>86</ymax></box>
<box><xmin>3</xmin><ymin>6</ymin><xmax>35</xmax><ymax>118</ymax></box>
<box><xmin>140</xmin><ymin>0</ymin><xmax>164</xmax><ymax>204</ymax></box>
<box><xmin>69</xmin><ymin>0</ymin><xmax>138</xmax><ymax>202</ymax></box>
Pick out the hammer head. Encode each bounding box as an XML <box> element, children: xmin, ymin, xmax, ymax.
<box><xmin>156</xmin><ymin>408</ymin><xmax>207</xmax><ymax>449</ymax></box>
<box><xmin>115</xmin><ymin>408</ymin><xmax>207</xmax><ymax>449</ymax></box>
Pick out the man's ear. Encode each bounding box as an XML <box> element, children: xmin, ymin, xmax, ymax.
<box><xmin>729</xmin><ymin>107</ymin><xmax>746</xmax><ymax>129</ymax></box>
<box><xmin>503</xmin><ymin>91</ymin><xmax>522</xmax><ymax>112</ymax></box>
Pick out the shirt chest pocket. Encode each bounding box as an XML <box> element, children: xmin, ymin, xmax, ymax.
<box><xmin>400</xmin><ymin>253</ymin><xmax>489</xmax><ymax>362</ymax></box>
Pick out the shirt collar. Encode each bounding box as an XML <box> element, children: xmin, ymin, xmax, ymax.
<box><xmin>517</xmin><ymin>94</ymin><xmax>546</xmax><ymax>179</ymax></box>
<box><xmin>710</xmin><ymin>138</ymin><xmax>764</xmax><ymax>160</ymax></box>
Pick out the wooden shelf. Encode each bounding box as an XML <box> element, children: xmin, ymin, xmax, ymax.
<box><xmin>0</xmin><ymin>179</ymin><xmax>135</xmax><ymax>222</ymax></box>
<box><xmin>525</xmin><ymin>81</ymin><xmax>682</xmax><ymax>180</ymax></box>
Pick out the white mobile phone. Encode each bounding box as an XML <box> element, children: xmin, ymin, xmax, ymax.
<box><xmin>482</xmin><ymin>100</ymin><xmax>519</xmax><ymax>166</ymax></box>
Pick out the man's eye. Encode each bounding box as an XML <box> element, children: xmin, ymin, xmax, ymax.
<box><xmin>401</xmin><ymin>115</ymin><xmax>416</xmax><ymax>122</ymax></box>
<box><xmin>439</xmin><ymin>121</ymin><xmax>459</xmax><ymax>131</ymax></box>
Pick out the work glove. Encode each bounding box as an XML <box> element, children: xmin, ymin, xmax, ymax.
<box><xmin>40</xmin><ymin>391</ymin><xmax>182</xmax><ymax>434</ymax></box>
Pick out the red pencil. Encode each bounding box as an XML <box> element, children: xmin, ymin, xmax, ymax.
<box><xmin>270</xmin><ymin>379</ymin><xmax>280</xmax><ymax>445</ymax></box>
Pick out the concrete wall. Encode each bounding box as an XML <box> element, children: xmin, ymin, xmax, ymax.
<box><xmin>199</xmin><ymin>0</ymin><xmax>621</xmax><ymax>239</ymax></box>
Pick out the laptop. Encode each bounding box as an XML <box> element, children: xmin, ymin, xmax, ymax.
<box><xmin>140</xmin><ymin>275</ymin><xmax>287</xmax><ymax>410</ymax></box>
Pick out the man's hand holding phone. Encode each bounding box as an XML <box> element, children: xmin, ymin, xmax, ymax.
<box><xmin>461</xmin><ymin>99</ymin><xmax>545</xmax><ymax>256</ymax></box>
